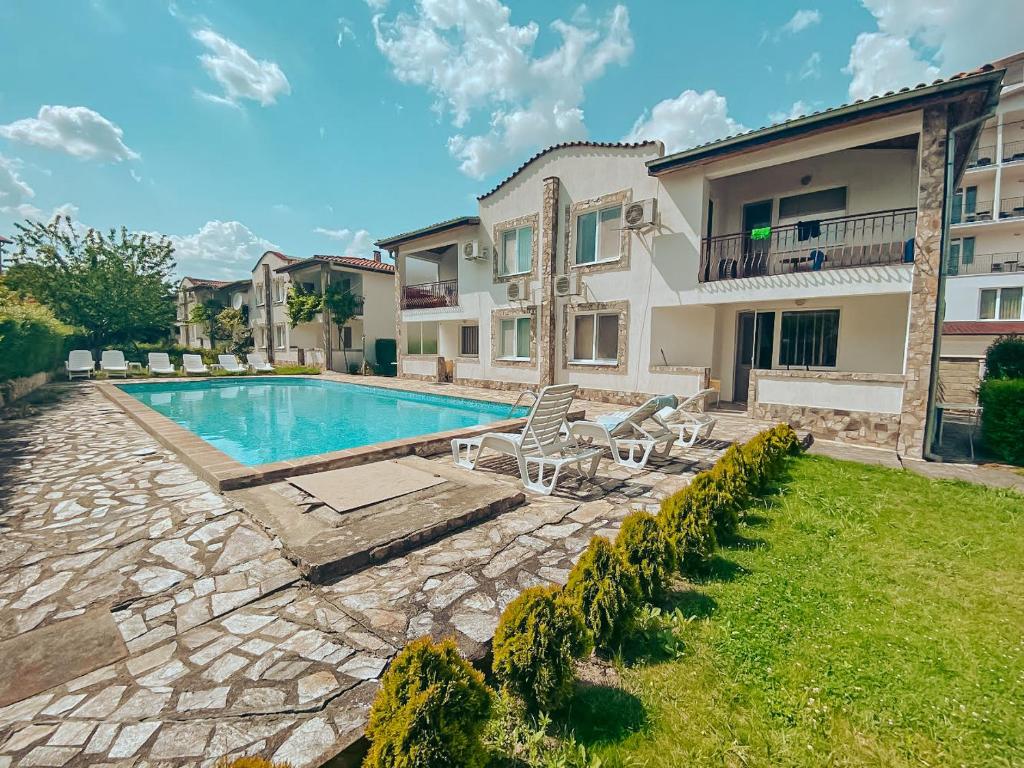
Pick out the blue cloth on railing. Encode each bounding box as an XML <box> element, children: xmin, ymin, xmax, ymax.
<box><xmin>810</xmin><ymin>249</ymin><xmax>826</xmax><ymax>270</ymax></box>
<box><xmin>903</xmin><ymin>238</ymin><xmax>915</xmax><ymax>263</ymax></box>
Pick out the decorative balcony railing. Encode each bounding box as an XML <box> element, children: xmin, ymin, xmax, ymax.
<box><xmin>699</xmin><ymin>208</ymin><xmax>917</xmax><ymax>283</ymax></box>
<box><xmin>945</xmin><ymin>251</ymin><xmax>1021</xmax><ymax>276</ymax></box>
<box><xmin>401</xmin><ymin>279</ymin><xmax>459</xmax><ymax>310</ymax></box>
<box><xmin>954</xmin><ymin>196</ymin><xmax>1024</xmax><ymax>224</ymax></box>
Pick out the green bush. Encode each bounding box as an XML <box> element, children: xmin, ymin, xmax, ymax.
<box><xmin>658</xmin><ymin>478</ymin><xmax>717</xmax><ymax>574</ymax></box>
<box><xmin>979</xmin><ymin>378</ymin><xmax>1024</xmax><ymax>465</ymax></box>
<box><xmin>706</xmin><ymin>445</ymin><xmax>750</xmax><ymax>536</ymax></box>
<box><xmin>0</xmin><ymin>288</ymin><xmax>74</xmax><ymax>382</ymax></box>
<box><xmin>564</xmin><ymin>537</ymin><xmax>639</xmax><ymax>650</ymax></box>
<box><xmin>365</xmin><ymin>636</ymin><xmax>493</xmax><ymax>768</ymax></box>
<box><xmin>492</xmin><ymin>586</ymin><xmax>590</xmax><ymax>714</ymax></box>
<box><xmin>376</xmin><ymin>337</ymin><xmax>398</xmax><ymax>376</ymax></box>
<box><xmin>615</xmin><ymin>511</ymin><xmax>675</xmax><ymax>603</ymax></box>
<box><xmin>985</xmin><ymin>335</ymin><xmax>1024</xmax><ymax>379</ymax></box>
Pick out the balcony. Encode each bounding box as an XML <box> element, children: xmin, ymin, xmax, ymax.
<box><xmin>946</xmin><ymin>251</ymin><xmax>1022</xmax><ymax>276</ymax></box>
<box><xmin>699</xmin><ymin>208</ymin><xmax>917</xmax><ymax>283</ymax></box>
<box><xmin>967</xmin><ymin>144</ymin><xmax>996</xmax><ymax>168</ymax></box>
<box><xmin>401</xmin><ymin>279</ymin><xmax>459</xmax><ymax>310</ymax></box>
<box><xmin>1003</xmin><ymin>140</ymin><xmax>1024</xmax><ymax>164</ymax></box>
<box><xmin>953</xmin><ymin>196</ymin><xmax>1024</xmax><ymax>224</ymax></box>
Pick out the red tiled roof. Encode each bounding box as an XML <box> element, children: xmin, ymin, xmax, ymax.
<box><xmin>943</xmin><ymin>321</ymin><xmax>1024</xmax><ymax>335</ymax></box>
<box><xmin>277</xmin><ymin>255</ymin><xmax>395</xmax><ymax>275</ymax></box>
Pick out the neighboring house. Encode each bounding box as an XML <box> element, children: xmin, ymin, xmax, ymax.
<box><xmin>249</xmin><ymin>250</ymin><xmax>304</xmax><ymax>365</ymax></box>
<box><xmin>175</xmin><ymin>277</ymin><xmax>250</xmax><ymax>348</ymax></box>
<box><xmin>379</xmin><ymin>66</ymin><xmax>1003</xmax><ymax>457</ymax></box>
<box><xmin>941</xmin><ymin>50</ymin><xmax>1024</xmax><ymax>403</ymax></box>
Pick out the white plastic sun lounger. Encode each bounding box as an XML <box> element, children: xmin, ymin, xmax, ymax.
<box><xmin>66</xmin><ymin>350</ymin><xmax>95</xmax><ymax>380</ymax></box>
<box><xmin>100</xmin><ymin>350</ymin><xmax>130</xmax><ymax>378</ymax></box>
<box><xmin>246</xmin><ymin>353</ymin><xmax>274</xmax><ymax>372</ymax></box>
<box><xmin>218</xmin><ymin>354</ymin><xmax>247</xmax><ymax>373</ymax></box>
<box><xmin>570</xmin><ymin>395</ymin><xmax>679</xmax><ymax>470</ymax></box>
<box><xmin>451</xmin><ymin>383</ymin><xmax>602</xmax><ymax>495</ymax></box>
<box><xmin>147</xmin><ymin>352</ymin><xmax>176</xmax><ymax>376</ymax></box>
<box><xmin>182</xmin><ymin>354</ymin><xmax>209</xmax><ymax>376</ymax></box>
<box><xmin>656</xmin><ymin>388</ymin><xmax>718</xmax><ymax>448</ymax></box>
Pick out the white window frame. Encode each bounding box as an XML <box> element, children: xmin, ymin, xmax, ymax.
<box><xmin>499</xmin><ymin>226</ymin><xmax>533</xmax><ymax>277</ymax></box>
<box><xmin>980</xmin><ymin>287</ymin><xmax>1024</xmax><ymax>320</ymax></box>
<box><xmin>273</xmin><ymin>279</ymin><xmax>287</xmax><ymax>304</ymax></box>
<box><xmin>498</xmin><ymin>316</ymin><xmax>532</xmax><ymax>361</ymax></box>
<box><xmin>274</xmin><ymin>323</ymin><xmax>287</xmax><ymax>350</ymax></box>
<box><xmin>255</xmin><ymin>283</ymin><xmax>265</xmax><ymax>307</ymax></box>
<box><xmin>571</xmin><ymin>311</ymin><xmax>620</xmax><ymax>364</ymax></box>
<box><xmin>574</xmin><ymin>204</ymin><xmax>623</xmax><ymax>266</ymax></box>
<box><xmin>406</xmin><ymin>321</ymin><xmax>439</xmax><ymax>356</ymax></box>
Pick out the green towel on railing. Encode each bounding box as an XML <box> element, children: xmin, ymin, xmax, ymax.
<box><xmin>750</xmin><ymin>226</ymin><xmax>772</xmax><ymax>240</ymax></box>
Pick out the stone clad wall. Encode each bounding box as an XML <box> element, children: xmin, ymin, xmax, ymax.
<box><xmin>937</xmin><ymin>356</ymin><xmax>982</xmax><ymax>404</ymax></box>
<box><xmin>0</xmin><ymin>371</ymin><xmax>51</xmax><ymax>408</ymax></box>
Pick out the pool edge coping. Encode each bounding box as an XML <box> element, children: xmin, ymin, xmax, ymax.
<box><xmin>95</xmin><ymin>378</ymin><xmax>581</xmax><ymax>492</ymax></box>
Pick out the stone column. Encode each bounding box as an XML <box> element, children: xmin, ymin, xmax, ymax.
<box><xmin>898</xmin><ymin>104</ymin><xmax>949</xmax><ymax>458</ymax></box>
<box><xmin>538</xmin><ymin>176</ymin><xmax>560</xmax><ymax>388</ymax></box>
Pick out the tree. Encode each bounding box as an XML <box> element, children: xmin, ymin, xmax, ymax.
<box><xmin>5</xmin><ymin>216</ymin><xmax>176</xmax><ymax>346</ymax></box>
<box><xmin>215</xmin><ymin>308</ymin><xmax>252</xmax><ymax>356</ymax></box>
<box><xmin>323</xmin><ymin>283</ymin><xmax>359</xmax><ymax>369</ymax></box>
<box><xmin>188</xmin><ymin>300</ymin><xmax>223</xmax><ymax>344</ymax></box>
<box><xmin>286</xmin><ymin>283</ymin><xmax>323</xmax><ymax>327</ymax></box>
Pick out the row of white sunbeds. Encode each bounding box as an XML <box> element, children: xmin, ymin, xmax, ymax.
<box><xmin>452</xmin><ymin>383</ymin><xmax>718</xmax><ymax>495</ymax></box>
<box><xmin>66</xmin><ymin>350</ymin><xmax>276</xmax><ymax>379</ymax></box>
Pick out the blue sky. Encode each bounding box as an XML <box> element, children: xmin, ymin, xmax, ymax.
<box><xmin>0</xmin><ymin>0</ymin><xmax>1019</xmax><ymax>279</ymax></box>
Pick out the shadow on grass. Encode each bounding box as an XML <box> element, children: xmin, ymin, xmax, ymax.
<box><xmin>665</xmin><ymin>587</ymin><xmax>717</xmax><ymax>619</ymax></box>
<box><xmin>687</xmin><ymin>554</ymin><xmax>749</xmax><ymax>585</ymax></box>
<box><xmin>558</xmin><ymin>683</ymin><xmax>647</xmax><ymax>747</ymax></box>
<box><xmin>717</xmin><ymin>531</ymin><xmax>766</xmax><ymax>551</ymax></box>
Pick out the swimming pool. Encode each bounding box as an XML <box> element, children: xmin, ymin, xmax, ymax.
<box><xmin>118</xmin><ymin>378</ymin><xmax>527</xmax><ymax>466</ymax></box>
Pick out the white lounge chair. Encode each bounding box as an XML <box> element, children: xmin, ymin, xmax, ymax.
<box><xmin>246</xmin><ymin>353</ymin><xmax>274</xmax><ymax>373</ymax></box>
<box><xmin>182</xmin><ymin>354</ymin><xmax>209</xmax><ymax>376</ymax></box>
<box><xmin>451</xmin><ymin>383</ymin><xmax>603</xmax><ymax>495</ymax></box>
<box><xmin>218</xmin><ymin>354</ymin><xmax>247</xmax><ymax>373</ymax></box>
<box><xmin>570</xmin><ymin>395</ymin><xmax>679</xmax><ymax>470</ymax></box>
<box><xmin>66</xmin><ymin>350</ymin><xmax>95</xmax><ymax>380</ymax></box>
<box><xmin>100</xmin><ymin>350</ymin><xmax>130</xmax><ymax>378</ymax></box>
<box><xmin>656</xmin><ymin>389</ymin><xmax>718</xmax><ymax>448</ymax></box>
<box><xmin>147</xmin><ymin>352</ymin><xmax>176</xmax><ymax>376</ymax></box>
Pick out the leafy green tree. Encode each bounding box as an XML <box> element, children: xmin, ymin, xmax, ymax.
<box><xmin>5</xmin><ymin>216</ymin><xmax>176</xmax><ymax>346</ymax></box>
<box><xmin>215</xmin><ymin>308</ymin><xmax>252</xmax><ymax>356</ymax></box>
<box><xmin>188</xmin><ymin>300</ymin><xmax>224</xmax><ymax>344</ymax></box>
<box><xmin>286</xmin><ymin>284</ymin><xmax>323</xmax><ymax>327</ymax></box>
<box><xmin>323</xmin><ymin>282</ymin><xmax>359</xmax><ymax>369</ymax></box>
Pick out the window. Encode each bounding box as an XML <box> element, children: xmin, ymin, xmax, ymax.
<box><xmin>273</xmin><ymin>279</ymin><xmax>287</xmax><ymax>304</ymax></box>
<box><xmin>274</xmin><ymin>323</ymin><xmax>286</xmax><ymax>350</ymax></box>
<box><xmin>342</xmin><ymin>326</ymin><xmax>353</xmax><ymax>349</ymax></box>
<box><xmin>499</xmin><ymin>226</ymin><xmax>532</xmax><ymax>276</ymax></box>
<box><xmin>572</xmin><ymin>313</ymin><xmax>619</xmax><ymax>363</ymax></box>
<box><xmin>980</xmin><ymin>287</ymin><xmax>1023</xmax><ymax>320</ymax></box>
<box><xmin>255</xmin><ymin>283</ymin><xmax>265</xmax><ymax>306</ymax></box>
<box><xmin>499</xmin><ymin>316</ymin><xmax>532</xmax><ymax>360</ymax></box>
<box><xmin>406</xmin><ymin>322</ymin><xmax>438</xmax><ymax>355</ymax></box>
<box><xmin>779</xmin><ymin>187</ymin><xmax>847</xmax><ymax>220</ymax></box>
<box><xmin>575</xmin><ymin>205</ymin><xmax>622</xmax><ymax>265</ymax></box>
<box><xmin>952</xmin><ymin>186</ymin><xmax>977</xmax><ymax>224</ymax></box>
<box><xmin>460</xmin><ymin>325</ymin><xmax>479</xmax><ymax>357</ymax></box>
<box><xmin>947</xmin><ymin>237</ymin><xmax>975</xmax><ymax>275</ymax></box>
<box><xmin>779</xmin><ymin>310</ymin><xmax>839</xmax><ymax>367</ymax></box>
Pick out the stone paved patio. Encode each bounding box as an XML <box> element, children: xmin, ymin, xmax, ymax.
<box><xmin>0</xmin><ymin>380</ymin><xmax>780</xmax><ymax>768</ymax></box>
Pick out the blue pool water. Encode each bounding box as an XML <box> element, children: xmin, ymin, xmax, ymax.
<box><xmin>118</xmin><ymin>378</ymin><xmax>527</xmax><ymax>466</ymax></box>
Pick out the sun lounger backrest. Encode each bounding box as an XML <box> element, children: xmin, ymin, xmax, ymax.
<box><xmin>183</xmin><ymin>354</ymin><xmax>205</xmax><ymax>370</ymax></box>
<box><xmin>101</xmin><ymin>350</ymin><xmax>126</xmax><ymax>367</ymax></box>
<box><xmin>608</xmin><ymin>395</ymin><xmax>676</xmax><ymax>437</ymax></box>
<box><xmin>521</xmin><ymin>383</ymin><xmax>577</xmax><ymax>456</ymax></box>
<box><xmin>218</xmin><ymin>354</ymin><xmax>240</xmax><ymax>368</ymax></box>
<box><xmin>68</xmin><ymin>350</ymin><xmax>93</xmax><ymax>369</ymax></box>
<box><xmin>148</xmin><ymin>352</ymin><xmax>172</xmax><ymax>368</ymax></box>
<box><xmin>247</xmin><ymin>353</ymin><xmax>268</xmax><ymax>367</ymax></box>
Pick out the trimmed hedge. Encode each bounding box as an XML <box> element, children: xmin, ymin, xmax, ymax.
<box><xmin>979</xmin><ymin>378</ymin><xmax>1024</xmax><ymax>465</ymax></box>
<box><xmin>985</xmin><ymin>335</ymin><xmax>1024</xmax><ymax>380</ymax></box>
<box><xmin>616</xmin><ymin>510</ymin><xmax>675</xmax><ymax>603</ymax></box>
<box><xmin>564</xmin><ymin>536</ymin><xmax>639</xmax><ymax>651</ymax></box>
<box><xmin>0</xmin><ymin>289</ymin><xmax>74</xmax><ymax>382</ymax></box>
<box><xmin>365</xmin><ymin>636</ymin><xmax>493</xmax><ymax>768</ymax></box>
<box><xmin>492</xmin><ymin>586</ymin><xmax>590</xmax><ymax>714</ymax></box>
<box><xmin>658</xmin><ymin>474</ymin><xmax>718</xmax><ymax>573</ymax></box>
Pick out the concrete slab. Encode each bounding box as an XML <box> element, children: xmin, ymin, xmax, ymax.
<box><xmin>288</xmin><ymin>461</ymin><xmax>446</xmax><ymax>513</ymax></box>
<box><xmin>0</xmin><ymin>608</ymin><xmax>127</xmax><ymax>707</ymax></box>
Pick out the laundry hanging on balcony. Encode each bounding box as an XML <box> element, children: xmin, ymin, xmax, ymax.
<box><xmin>750</xmin><ymin>225</ymin><xmax>772</xmax><ymax>240</ymax></box>
<box><xmin>796</xmin><ymin>219</ymin><xmax>821</xmax><ymax>241</ymax></box>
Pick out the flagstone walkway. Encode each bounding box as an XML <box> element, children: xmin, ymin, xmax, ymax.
<box><xmin>0</xmin><ymin>383</ymin><xmax>772</xmax><ymax>768</ymax></box>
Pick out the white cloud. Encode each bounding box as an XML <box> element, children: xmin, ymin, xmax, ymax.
<box><xmin>193</xmin><ymin>29</ymin><xmax>290</xmax><ymax>107</ymax></box>
<box><xmin>373</xmin><ymin>1</ymin><xmax>633</xmax><ymax>179</ymax></box>
<box><xmin>0</xmin><ymin>105</ymin><xmax>139</xmax><ymax>162</ymax></box>
<box><xmin>162</xmin><ymin>220</ymin><xmax>279</xmax><ymax>279</ymax></box>
<box><xmin>845</xmin><ymin>0</ymin><xmax>1023</xmax><ymax>100</ymax></box>
<box><xmin>0</xmin><ymin>155</ymin><xmax>35</xmax><ymax>212</ymax></box>
<box><xmin>799</xmin><ymin>51</ymin><xmax>822</xmax><ymax>80</ymax></box>
<box><xmin>782</xmin><ymin>9</ymin><xmax>821</xmax><ymax>35</ymax></box>
<box><xmin>337</xmin><ymin>17</ymin><xmax>356</xmax><ymax>47</ymax></box>
<box><xmin>313</xmin><ymin>226</ymin><xmax>375</xmax><ymax>256</ymax></box>
<box><xmin>365</xmin><ymin>0</ymin><xmax>389</xmax><ymax>10</ymax></box>
<box><xmin>624</xmin><ymin>89</ymin><xmax>745</xmax><ymax>154</ymax></box>
<box><xmin>769</xmin><ymin>100</ymin><xmax>813</xmax><ymax>124</ymax></box>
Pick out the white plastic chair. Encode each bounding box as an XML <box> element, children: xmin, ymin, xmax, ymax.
<box><xmin>218</xmin><ymin>354</ymin><xmax>247</xmax><ymax>373</ymax></box>
<box><xmin>570</xmin><ymin>395</ymin><xmax>679</xmax><ymax>470</ymax></box>
<box><xmin>451</xmin><ymin>383</ymin><xmax>602</xmax><ymax>495</ymax></box>
<box><xmin>182</xmin><ymin>354</ymin><xmax>209</xmax><ymax>376</ymax></box>
<box><xmin>100</xmin><ymin>350</ymin><xmax>129</xmax><ymax>378</ymax></box>
<box><xmin>66</xmin><ymin>350</ymin><xmax>95</xmax><ymax>380</ymax></box>
<box><xmin>656</xmin><ymin>389</ymin><xmax>719</xmax><ymax>447</ymax></box>
<box><xmin>246</xmin><ymin>353</ymin><xmax>274</xmax><ymax>372</ymax></box>
<box><xmin>147</xmin><ymin>352</ymin><xmax>176</xmax><ymax>376</ymax></box>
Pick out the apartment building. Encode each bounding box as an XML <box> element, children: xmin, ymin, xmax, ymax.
<box><xmin>379</xmin><ymin>65</ymin><xmax>1004</xmax><ymax>458</ymax></box>
<box><xmin>175</xmin><ymin>250</ymin><xmax>396</xmax><ymax>371</ymax></box>
<box><xmin>941</xmin><ymin>51</ymin><xmax>1024</xmax><ymax>401</ymax></box>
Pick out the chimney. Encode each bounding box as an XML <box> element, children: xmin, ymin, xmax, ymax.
<box><xmin>373</xmin><ymin>249</ymin><xmax>382</xmax><ymax>263</ymax></box>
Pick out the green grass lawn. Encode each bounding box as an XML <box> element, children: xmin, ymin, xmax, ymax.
<box><xmin>570</xmin><ymin>455</ymin><xmax>1024</xmax><ymax>767</ymax></box>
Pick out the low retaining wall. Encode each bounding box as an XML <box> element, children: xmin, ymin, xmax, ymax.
<box><xmin>0</xmin><ymin>371</ymin><xmax>51</xmax><ymax>408</ymax></box>
<box><xmin>937</xmin><ymin>356</ymin><xmax>982</xmax><ymax>405</ymax></box>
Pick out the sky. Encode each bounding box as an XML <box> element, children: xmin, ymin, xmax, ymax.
<box><xmin>0</xmin><ymin>0</ymin><xmax>1021</xmax><ymax>280</ymax></box>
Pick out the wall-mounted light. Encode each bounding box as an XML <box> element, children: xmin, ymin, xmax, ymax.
<box><xmin>800</xmin><ymin>175</ymin><xmax>812</xmax><ymax>186</ymax></box>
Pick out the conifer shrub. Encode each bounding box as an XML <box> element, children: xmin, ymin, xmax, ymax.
<box><xmin>492</xmin><ymin>586</ymin><xmax>590</xmax><ymax>714</ymax></box>
<box><xmin>615</xmin><ymin>510</ymin><xmax>675</xmax><ymax>603</ymax></box>
<box><xmin>364</xmin><ymin>636</ymin><xmax>493</xmax><ymax>768</ymax></box>
<box><xmin>564</xmin><ymin>536</ymin><xmax>639</xmax><ymax>650</ymax></box>
<box><xmin>657</xmin><ymin>478</ymin><xmax>717</xmax><ymax>574</ymax></box>
<box><xmin>706</xmin><ymin>444</ymin><xmax>750</xmax><ymax>535</ymax></box>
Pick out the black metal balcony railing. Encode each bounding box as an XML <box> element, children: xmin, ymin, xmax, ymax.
<box><xmin>1003</xmin><ymin>140</ymin><xmax>1024</xmax><ymax>164</ymax></box>
<box><xmin>967</xmin><ymin>144</ymin><xmax>997</xmax><ymax>168</ymax></box>
<box><xmin>945</xmin><ymin>251</ymin><xmax>1022</xmax><ymax>276</ymax></box>
<box><xmin>700</xmin><ymin>208</ymin><xmax>917</xmax><ymax>283</ymax></box>
<box><xmin>1000</xmin><ymin>196</ymin><xmax>1024</xmax><ymax>220</ymax></box>
<box><xmin>954</xmin><ymin>197</ymin><xmax>1024</xmax><ymax>224</ymax></box>
<box><xmin>401</xmin><ymin>279</ymin><xmax>459</xmax><ymax>310</ymax></box>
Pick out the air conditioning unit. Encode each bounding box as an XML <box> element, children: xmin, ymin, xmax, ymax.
<box><xmin>506</xmin><ymin>279</ymin><xmax>527</xmax><ymax>302</ymax></box>
<box><xmin>462</xmin><ymin>240</ymin><xmax>487</xmax><ymax>261</ymax></box>
<box><xmin>623</xmin><ymin>198</ymin><xmax>657</xmax><ymax>229</ymax></box>
<box><xmin>554</xmin><ymin>273</ymin><xmax>581</xmax><ymax>297</ymax></box>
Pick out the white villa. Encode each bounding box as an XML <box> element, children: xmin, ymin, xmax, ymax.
<box><xmin>175</xmin><ymin>250</ymin><xmax>396</xmax><ymax>372</ymax></box>
<box><xmin>378</xmin><ymin>65</ymin><xmax>1005</xmax><ymax>458</ymax></box>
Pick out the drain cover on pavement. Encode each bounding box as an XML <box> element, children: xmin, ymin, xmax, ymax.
<box><xmin>288</xmin><ymin>460</ymin><xmax>446</xmax><ymax>513</ymax></box>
